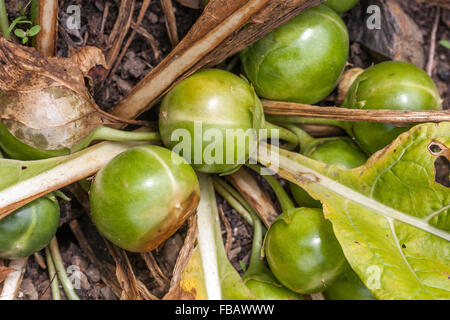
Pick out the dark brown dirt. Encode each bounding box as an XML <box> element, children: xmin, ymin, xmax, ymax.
<box><xmin>2</xmin><ymin>0</ymin><xmax>448</xmax><ymax>300</ymax></box>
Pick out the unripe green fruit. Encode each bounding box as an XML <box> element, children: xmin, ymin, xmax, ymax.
<box><xmin>240</xmin><ymin>5</ymin><xmax>349</xmax><ymax>104</ymax></box>
<box><xmin>264</xmin><ymin>207</ymin><xmax>347</xmax><ymax>294</ymax></box>
<box><xmin>325</xmin><ymin>267</ymin><xmax>376</xmax><ymax>300</ymax></box>
<box><xmin>0</xmin><ymin>196</ymin><xmax>60</xmax><ymax>259</ymax></box>
<box><xmin>303</xmin><ymin>138</ymin><xmax>368</xmax><ymax>168</ymax></box>
<box><xmin>289</xmin><ymin>182</ymin><xmax>322</xmax><ymax>208</ymax></box>
<box><xmin>325</xmin><ymin>0</ymin><xmax>359</xmax><ymax>14</ymax></box>
<box><xmin>343</xmin><ymin>61</ymin><xmax>442</xmax><ymax>154</ymax></box>
<box><xmin>245</xmin><ymin>279</ymin><xmax>304</xmax><ymax>300</ymax></box>
<box><xmin>90</xmin><ymin>145</ymin><xmax>200</xmax><ymax>253</ymax></box>
<box><xmin>0</xmin><ymin>121</ymin><xmax>69</xmax><ymax>160</ymax></box>
<box><xmin>159</xmin><ymin>69</ymin><xmax>265</xmax><ymax>174</ymax></box>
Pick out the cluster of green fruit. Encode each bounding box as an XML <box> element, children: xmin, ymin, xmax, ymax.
<box><xmin>0</xmin><ymin>3</ymin><xmax>442</xmax><ymax>300</ymax></box>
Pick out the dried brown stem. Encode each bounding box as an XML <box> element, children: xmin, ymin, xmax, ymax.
<box><xmin>107</xmin><ymin>0</ymin><xmax>152</xmax><ymax>81</ymax></box>
<box><xmin>131</xmin><ymin>22</ymin><xmax>161</xmax><ymax>59</ymax></box>
<box><xmin>176</xmin><ymin>0</ymin><xmax>202</xmax><ymax>9</ymax></box>
<box><xmin>161</xmin><ymin>0</ymin><xmax>179</xmax><ymax>48</ymax></box>
<box><xmin>136</xmin><ymin>279</ymin><xmax>158</xmax><ymax>300</ymax></box>
<box><xmin>110</xmin><ymin>0</ymin><xmax>321</xmax><ymax>123</ymax></box>
<box><xmin>227</xmin><ymin>168</ymin><xmax>278</xmax><ymax>228</ymax></box>
<box><xmin>100</xmin><ymin>2</ymin><xmax>111</xmax><ymax>34</ymax></box>
<box><xmin>163</xmin><ymin>215</ymin><xmax>198</xmax><ymax>300</ymax></box>
<box><xmin>141</xmin><ymin>252</ymin><xmax>170</xmax><ymax>289</ymax></box>
<box><xmin>106</xmin><ymin>0</ymin><xmax>136</xmax><ymax>67</ymax></box>
<box><xmin>35</xmin><ymin>0</ymin><xmax>58</xmax><ymax>57</ymax></box>
<box><xmin>218</xmin><ymin>204</ymin><xmax>233</xmax><ymax>258</ymax></box>
<box><xmin>104</xmin><ymin>240</ymin><xmax>141</xmax><ymax>300</ymax></box>
<box><xmin>426</xmin><ymin>6</ymin><xmax>441</xmax><ymax>76</ymax></box>
<box><xmin>263</xmin><ymin>100</ymin><xmax>450</xmax><ymax>124</ymax></box>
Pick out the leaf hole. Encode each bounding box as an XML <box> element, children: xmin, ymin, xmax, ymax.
<box><xmin>21</xmin><ymin>165</ymin><xmax>28</xmax><ymax>171</ymax></box>
<box><xmin>429</xmin><ymin>143</ymin><xmax>443</xmax><ymax>155</ymax></box>
<box><xmin>434</xmin><ymin>156</ymin><xmax>450</xmax><ymax>188</ymax></box>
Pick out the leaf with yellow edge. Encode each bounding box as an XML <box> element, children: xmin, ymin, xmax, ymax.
<box><xmin>180</xmin><ymin>247</ymin><xmax>208</xmax><ymax>300</ymax></box>
<box><xmin>257</xmin><ymin>122</ymin><xmax>450</xmax><ymax>300</ymax></box>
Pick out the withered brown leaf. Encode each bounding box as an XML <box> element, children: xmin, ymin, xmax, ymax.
<box><xmin>0</xmin><ymin>265</ymin><xmax>15</xmax><ymax>284</ymax></box>
<box><xmin>0</xmin><ymin>38</ymin><xmax>118</xmax><ymax>150</ymax></box>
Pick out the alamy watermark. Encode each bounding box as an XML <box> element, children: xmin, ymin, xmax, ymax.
<box><xmin>169</xmin><ymin>121</ymin><xmax>280</xmax><ymax>174</ymax></box>
<box><xmin>66</xmin><ymin>5</ymin><xmax>81</xmax><ymax>30</ymax></box>
<box><xmin>366</xmin><ymin>5</ymin><xmax>381</xmax><ymax>30</ymax></box>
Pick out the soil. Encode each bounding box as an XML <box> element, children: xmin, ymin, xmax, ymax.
<box><xmin>1</xmin><ymin>0</ymin><xmax>448</xmax><ymax>300</ymax></box>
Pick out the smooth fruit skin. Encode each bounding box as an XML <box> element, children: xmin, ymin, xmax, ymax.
<box><xmin>240</xmin><ymin>5</ymin><xmax>349</xmax><ymax>104</ymax></box>
<box><xmin>0</xmin><ymin>197</ymin><xmax>60</xmax><ymax>259</ymax></box>
<box><xmin>0</xmin><ymin>121</ymin><xmax>69</xmax><ymax>160</ymax></box>
<box><xmin>325</xmin><ymin>0</ymin><xmax>359</xmax><ymax>14</ymax></box>
<box><xmin>343</xmin><ymin>61</ymin><xmax>442</xmax><ymax>154</ymax></box>
<box><xmin>246</xmin><ymin>279</ymin><xmax>304</xmax><ymax>300</ymax></box>
<box><xmin>325</xmin><ymin>268</ymin><xmax>376</xmax><ymax>300</ymax></box>
<box><xmin>305</xmin><ymin>138</ymin><xmax>367</xmax><ymax>168</ymax></box>
<box><xmin>289</xmin><ymin>138</ymin><xmax>367</xmax><ymax>208</ymax></box>
<box><xmin>90</xmin><ymin>145</ymin><xmax>200</xmax><ymax>253</ymax></box>
<box><xmin>289</xmin><ymin>182</ymin><xmax>322</xmax><ymax>208</ymax></box>
<box><xmin>159</xmin><ymin>69</ymin><xmax>264</xmax><ymax>174</ymax></box>
<box><xmin>264</xmin><ymin>208</ymin><xmax>347</xmax><ymax>294</ymax></box>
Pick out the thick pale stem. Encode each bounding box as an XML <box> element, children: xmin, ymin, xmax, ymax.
<box><xmin>197</xmin><ymin>173</ymin><xmax>223</xmax><ymax>300</ymax></box>
<box><xmin>263</xmin><ymin>100</ymin><xmax>450</xmax><ymax>124</ymax></box>
<box><xmin>247</xmin><ymin>164</ymin><xmax>295</xmax><ymax>213</ymax></box>
<box><xmin>35</xmin><ymin>0</ymin><xmax>58</xmax><ymax>56</ymax></box>
<box><xmin>0</xmin><ymin>141</ymin><xmax>146</xmax><ymax>218</ymax></box>
<box><xmin>45</xmin><ymin>246</ymin><xmax>61</xmax><ymax>300</ymax></box>
<box><xmin>49</xmin><ymin>237</ymin><xmax>80</xmax><ymax>300</ymax></box>
<box><xmin>0</xmin><ymin>0</ymin><xmax>10</xmax><ymax>40</ymax></box>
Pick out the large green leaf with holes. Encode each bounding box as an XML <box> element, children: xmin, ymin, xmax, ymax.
<box><xmin>258</xmin><ymin>122</ymin><xmax>450</xmax><ymax>300</ymax></box>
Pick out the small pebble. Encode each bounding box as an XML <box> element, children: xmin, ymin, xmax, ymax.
<box><xmin>86</xmin><ymin>267</ymin><xmax>101</xmax><ymax>283</ymax></box>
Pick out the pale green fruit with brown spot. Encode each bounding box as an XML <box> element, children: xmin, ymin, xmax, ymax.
<box><xmin>90</xmin><ymin>145</ymin><xmax>200</xmax><ymax>252</ymax></box>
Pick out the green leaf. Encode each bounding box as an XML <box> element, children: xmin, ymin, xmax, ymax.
<box><xmin>21</xmin><ymin>36</ymin><xmax>29</xmax><ymax>44</ymax></box>
<box><xmin>27</xmin><ymin>25</ymin><xmax>41</xmax><ymax>37</ymax></box>
<box><xmin>14</xmin><ymin>28</ymin><xmax>26</xmax><ymax>38</ymax></box>
<box><xmin>258</xmin><ymin>122</ymin><xmax>450</xmax><ymax>300</ymax></box>
<box><xmin>179</xmin><ymin>174</ymin><xmax>256</xmax><ymax>300</ymax></box>
<box><xmin>439</xmin><ymin>40</ymin><xmax>450</xmax><ymax>50</ymax></box>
